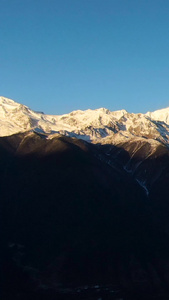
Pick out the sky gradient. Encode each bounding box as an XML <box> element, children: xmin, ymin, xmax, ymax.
<box><xmin>1</xmin><ymin>0</ymin><xmax>169</xmax><ymax>115</ymax></box>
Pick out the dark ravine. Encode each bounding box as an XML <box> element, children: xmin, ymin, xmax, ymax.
<box><xmin>1</xmin><ymin>131</ymin><xmax>169</xmax><ymax>299</ymax></box>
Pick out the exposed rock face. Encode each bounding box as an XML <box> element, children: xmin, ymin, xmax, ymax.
<box><xmin>1</xmin><ymin>96</ymin><xmax>169</xmax><ymax>145</ymax></box>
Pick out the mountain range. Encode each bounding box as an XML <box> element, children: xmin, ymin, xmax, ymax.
<box><xmin>2</xmin><ymin>96</ymin><xmax>169</xmax><ymax>299</ymax></box>
<box><xmin>1</xmin><ymin>96</ymin><xmax>169</xmax><ymax>145</ymax></box>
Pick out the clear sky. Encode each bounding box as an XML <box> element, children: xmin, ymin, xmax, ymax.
<box><xmin>1</xmin><ymin>0</ymin><xmax>169</xmax><ymax>115</ymax></box>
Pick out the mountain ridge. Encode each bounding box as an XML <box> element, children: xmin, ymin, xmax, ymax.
<box><xmin>1</xmin><ymin>96</ymin><xmax>169</xmax><ymax>145</ymax></box>
<box><xmin>2</xmin><ymin>97</ymin><xmax>169</xmax><ymax>298</ymax></box>
<box><xmin>2</xmin><ymin>95</ymin><xmax>169</xmax><ymax>196</ymax></box>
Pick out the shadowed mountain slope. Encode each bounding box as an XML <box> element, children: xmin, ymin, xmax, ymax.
<box><xmin>1</xmin><ymin>132</ymin><xmax>169</xmax><ymax>299</ymax></box>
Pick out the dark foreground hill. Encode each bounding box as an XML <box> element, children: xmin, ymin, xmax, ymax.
<box><xmin>1</xmin><ymin>131</ymin><xmax>169</xmax><ymax>299</ymax></box>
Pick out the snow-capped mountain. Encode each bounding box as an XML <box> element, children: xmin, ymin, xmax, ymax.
<box><xmin>1</xmin><ymin>96</ymin><xmax>169</xmax><ymax>145</ymax></box>
<box><xmin>3</xmin><ymin>96</ymin><xmax>169</xmax><ymax>298</ymax></box>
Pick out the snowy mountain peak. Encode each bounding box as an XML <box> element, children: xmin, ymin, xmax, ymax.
<box><xmin>146</xmin><ymin>106</ymin><xmax>169</xmax><ymax>124</ymax></box>
<box><xmin>0</xmin><ymin>96</ymin><xmax>26</xmax><ymax>109</ymax></box>
<box><xmin>1</xmin><ymin>96</ymin><xmax>169</xmax><ymax>145</ymax></box>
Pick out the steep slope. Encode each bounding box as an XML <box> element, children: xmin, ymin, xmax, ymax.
<box><xmin>1</xmin><ymin>132</ymin><xmax>169</xmax><ymax>299</ymax></box>
<box><xmin>97</xmin><ymin>137</ymin><xmax>169</xmax><ymax>195</ymax></box>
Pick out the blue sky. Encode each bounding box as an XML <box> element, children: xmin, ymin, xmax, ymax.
<box><xmin>1</xmin><ymin>0</ymin><xmax>169</xmax><ymax>115</ymax></box>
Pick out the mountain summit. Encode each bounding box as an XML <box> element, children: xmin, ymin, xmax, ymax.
<box><xmin>1</xmin><ymin>96</ymin><xmax>169</xmax><ymax>145</ymax></box>
<box><xmin>2</xmin><ymin>96</ymin><xmax>169</xmax><ymax>299</ymax></box>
